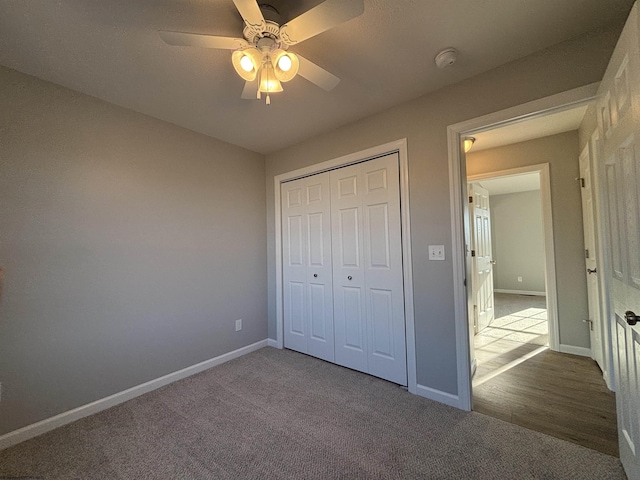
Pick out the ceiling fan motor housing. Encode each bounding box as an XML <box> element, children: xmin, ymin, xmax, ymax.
<box><xmin>243</xmin><ymin>4</ymin><xmax>283</xmax><ymax>45</ymax></box>
<box><xmin>244</xmin><ymin>20</ymin><xmax>281</xmax><ymax>44</ymax></box>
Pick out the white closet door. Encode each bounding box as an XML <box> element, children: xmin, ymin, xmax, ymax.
<box><xmin>282</xmin><ymin>173</ymin><xmax>334</xmax><ymax>362</ymax></box>
<box><xmin>331</xmin><ymin>153</ymin><xmax>407</xmax><ymax>385</ymax></box>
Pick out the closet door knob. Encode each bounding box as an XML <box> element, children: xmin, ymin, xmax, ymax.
<box><xmin>313</xmin><ymin>274</ymin><xmax>318</xmax><ymax>278</ymax></box>
<box><xmin>347</xmin><ymin>276</ymin><xmax>352</xmax><ymax>281</ymax></box>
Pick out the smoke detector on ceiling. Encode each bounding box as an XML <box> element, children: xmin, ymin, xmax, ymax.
<box><xmin>435</xmin><ymin>48</ymin><xmax>458</xmax><ymax>69</ymax></box>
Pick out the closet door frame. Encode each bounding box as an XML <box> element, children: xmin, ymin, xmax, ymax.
<box><xmin>274</xmin><ymin>138</ymin><xmax>417</xmax><ymax>394</ymax></box>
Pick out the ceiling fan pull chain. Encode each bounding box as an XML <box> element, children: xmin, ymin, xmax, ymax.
<box><xmin>266</xmin><ymin>93</ymin><xmax>271</xmax><ymax>105</ymax></box>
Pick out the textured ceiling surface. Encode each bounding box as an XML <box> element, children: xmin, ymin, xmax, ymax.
<box><xmin>471</xmin><ymin>105</ymin><xmax>589</xmax><ymax>152</ymax></box>
<box><xmin>0</xmin><ymin>0</ymin><xmax>634</xmax><ymax>154</ymax></box>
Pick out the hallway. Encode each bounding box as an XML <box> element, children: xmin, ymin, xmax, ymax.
<box><xmin>472</xmin><ymin>293</ymin><xmax>618</xmax><ymax>456</ymax></box>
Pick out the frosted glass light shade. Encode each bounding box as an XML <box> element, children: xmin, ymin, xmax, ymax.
<box><xmin>271</xmin><ymin>50</ymin><xmax>299</xmax><ymax>82</ymax></box>
<box><xmin>232</xmin><ymin>48</ymin><xmax>261</xmax><ymax>81</ymax></box>
<box><xmin>259</xmin><ymin>62</ymin><xmax>283</xmax><ymax>93</ymax></box>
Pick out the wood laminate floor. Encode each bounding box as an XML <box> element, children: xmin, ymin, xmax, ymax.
<box><xmin>472</xmin><ymin>294</ymin><xmax>618</xmax><ymax>457</ymax></box>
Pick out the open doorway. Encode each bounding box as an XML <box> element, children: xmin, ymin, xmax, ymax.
<box><xmin>466</xmin><ymin>170</ymin><xmax>549</xmax><ymax>387</ymax></box>
<box><xmin>451</xmin><ymin>96</ymin><xmax>618</xmax><ymax>455</ymax></box>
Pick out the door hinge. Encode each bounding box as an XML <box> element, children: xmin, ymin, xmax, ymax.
<box><xmin>578</xmin><ymin>177</ymin><xmax>585</xmax><ymax>188</ymax></box>
<box><xmin>471</xmin><ymin>250</ymin><xmax>476</xmax><ymax>257</ymax></box>
<box><xmin>585</xmin><ymin>248</ymin><xmax>590</xmax><ymax>259</ymax></box>
<box><xmin>469</xmin><ymin>196</ymin><xmax>473</xmax><ymax>203</ymax></box>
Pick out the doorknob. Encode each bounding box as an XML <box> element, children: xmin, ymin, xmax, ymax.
<box><xmin>625</xmin><ymin>311</ymin><xmax>639</xmax><ymax>326</ymax></box>
<box><xmin>587</xmin><ymin>268</ymin><xmax>597</xmax><ymax>274</ymax></box>
<box><xmin>582</xmin><ymin>319</ymin><xmax>594</xmax><ymax>331</ymax></box>
<box><xmin>490</xmin><ymin>260</ymin><xmax>497</xmax><ymax>265</ymax></box>
<box><xmin>347</xmin><ymin>276</ymin><xmax>352</xmax><ymax>281</ymax></box>
<box><xmin>313</xmin><ymin>274</ymin><xmax>318</xmax><ymax>278</ymax></box>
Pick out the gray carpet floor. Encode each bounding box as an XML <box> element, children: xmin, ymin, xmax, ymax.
<box><xmin>0</xmin><ymin>347</ymin><xmax>626</xmax><ymax>479</ymax></box>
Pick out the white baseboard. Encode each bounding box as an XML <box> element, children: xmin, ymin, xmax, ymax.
<box><xmin>559</xmin><ymin>344</ymin><xmax>591</xmax><ymax>357</ymax></box>
<box><xmin>415</xmin><ymin>383</ymin><xmax>461</xmax><ymax>409</ymax></box>
<box><xmin>0</xmin><ymin>339</ymin><xmax>268</xmax><ymax>451</ymax></box>
<box><xmin>267</xmin><ymin>338</ymin><xmax>279</xmax><ymax>348</ymax></box>
<box><xmin>494</xmin><ymin>289</ymin><xmax>546</xmax><ymax>296</ymax></box>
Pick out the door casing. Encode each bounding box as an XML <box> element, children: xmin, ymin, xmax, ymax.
<box><xmin>273</xmin><ymin>139</ymin><xmax>417</xmax><ymax>395</ymax></box>
<box><xmin>448</xmin><ymin>83</ymin><xmax>601</xmax><ymax>410</ymax></box>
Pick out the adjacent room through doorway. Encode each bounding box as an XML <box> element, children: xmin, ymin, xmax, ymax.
<box><xmin>462</xmin><ymin>107</ymin><xmax>618</xmax><ymax>457</ymax></box>
<box><xmin>468</xmin><ymin>172</ymin><xmax>548</xmax><ymax>386</ymax></box>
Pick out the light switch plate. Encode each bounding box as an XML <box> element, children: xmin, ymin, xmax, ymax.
<box><xmin>429</xmin><ymin>245</ymin><xmax>445</xmax><ymax>261</ymax></box>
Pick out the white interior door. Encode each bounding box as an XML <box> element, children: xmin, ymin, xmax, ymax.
<box><xmin>331</xmin><ymin>153</ymin><xmax>407</xmax><ymax>385</ymax></box>
<box><xmin>579</xmin><ymin>145</ymin><xmax>604</xmax><ymax>369</ymax></box>
<box><xmin>597</xmin><ymin>2</ymin><xmax>640</xmax><ymax>477</ymax></box>
<box><xmin>469</xmin><ymin>183</ymin><xmax>495</xmax><ymax>334</ymax></box>
<box><xmin>281</xmin><ymin>173</ymin><xmax>335</xmax><ymax>362</ymax></box>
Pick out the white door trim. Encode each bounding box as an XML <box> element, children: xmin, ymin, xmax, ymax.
<box><xmin>468</xmin><ymin>164</ymin><xmax>559</xmax><ymax>351</ymax></box>
<box><xmin>447</xmin><ymin>83</ymin><xmax>600</xmax><ymax>411</ymax></box>
<box><xmin>273</xmin><ymin>139</ymin><xmax>417</xmax><ymax>394</ymax></box>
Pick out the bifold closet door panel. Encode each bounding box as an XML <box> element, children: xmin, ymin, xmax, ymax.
<box><xmin>331</xmin><ymin>163</ymin><xmax>369</xmax><ymax>373</ymax></box>
<box><xmin>281</xmin><ymin>173</ymin><xmax>334</xmax><ymax>362</ymax></box>
<box><xmin>360</xmin><ymin>155</ymin><xmax>407</xmax><ymax>385</ymax></box>
<box><xmin>331</xmin><ymin>153</ymin><xmax>407</xmax><ymax>385</ymax></box>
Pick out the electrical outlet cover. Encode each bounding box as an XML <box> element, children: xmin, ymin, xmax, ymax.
<box><xmin>428</xmin><ymin>245</ymin><xmax>445</xmax><ymax>261</ymax></box>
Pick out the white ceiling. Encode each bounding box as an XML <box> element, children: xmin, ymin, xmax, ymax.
<box><xmin>470</xmin><ymin>105</ymin><xmax>590</xmax><ymax>153</ymax></box>
<box><xmin>466</xmin><ymin>103</ymin><xmax>590</xmax><ymax>195</ymax></box>
<box><xmin>476</xmin><ymin>174</ymin><xmax>540</xmax><ymax>196</ymax></box>
<box><xmin>0</xmin><ymin>0</ymin><xmax>633</xmax><ymax>154</ymax></box>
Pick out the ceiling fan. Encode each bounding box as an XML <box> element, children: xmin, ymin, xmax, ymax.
<box><xmin>159</xmin><ymin>0</ymin><xmax>364</xmax><ymax>104</ymax></box>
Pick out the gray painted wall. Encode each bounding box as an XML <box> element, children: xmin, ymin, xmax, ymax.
<box><xmin>265</xmin><ymin>27</ymin><xmax>617</xmax><ymax>395</ymax></box>
<box><xmin>0</xmin><ymin>22</ymin><xmax>619</xmax><ymax>436</ymax></box>
<box><xmin>0</xmin><ymin>66</ymin><xmax>267</xmax><ymax>436</ymax></box>
<box><xmin>467</xmin><ymin>132</ymin><xmax>589</xmax><ymax>349</ymax></box>
<box><xmin>489</xmin><ymin>191</ymin><xmax>546</xmax><ymax>292</ymax></box>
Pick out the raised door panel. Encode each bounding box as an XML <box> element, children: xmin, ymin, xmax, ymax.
<box><xmin>287</xmin><ymin>215</ymin><xmax>304</xmax><ymax>267</ymax></box>
<box><xmin>369</xmin><ymin>288</ymin><xmax>395</xmax><ymax>359</ymax></box>
<box><xmin>288</xmin><ymin>282</ymin><xmax>306</xmax><ymax>336</ymax></box>
<box><xmin>620</xmin><ymin>140</ymin><xmax>640</xmax><ymax>289</ymax></box>
<box><xmin>342</xmin><ymin>286</ymin><xmax>366</xmax><ymax>352</ymax></box>
<box><xmin>338</xmin><ymin>208</ymin><xmax>361</xmax><ymax>268</ymax></box>
<box><xmin>605</xmin><ymin>161</ymin><xmax>625</xmax><ymax>280</ymax></box>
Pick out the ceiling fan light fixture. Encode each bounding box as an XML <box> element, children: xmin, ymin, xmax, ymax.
<box><xmin>232</xmin><ymin>47</ymin><xmax>261</xmax><ymax>81</ymax></box>
<box><xmin>271</xmin><ymin>50</ymin><xmax>299</xmax><ymax>82</ymax></box>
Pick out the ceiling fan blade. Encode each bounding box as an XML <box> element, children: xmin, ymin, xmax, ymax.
<box><xmin>297</xmin><ymin>55</ymin><xmax>340</xmax><ymax>91</ymax></box>
<box><xmin>241</xmin><ymin>80</ymin><xmax>259</xmax><ymax>99</ymax></box>
<box><xmin>159</xmin><ymin>31</ymin><xmax>248</xmax><ymax>50</ymax></box>
<box><xmin>279</xmin><ymin>0</ymin><xmax>364</xmax><ymax>46</ymax></box>
<box><xmin>232</xmin><ymin>0</ymin><xmax>266</xmax><ymax>31</ymax></box>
